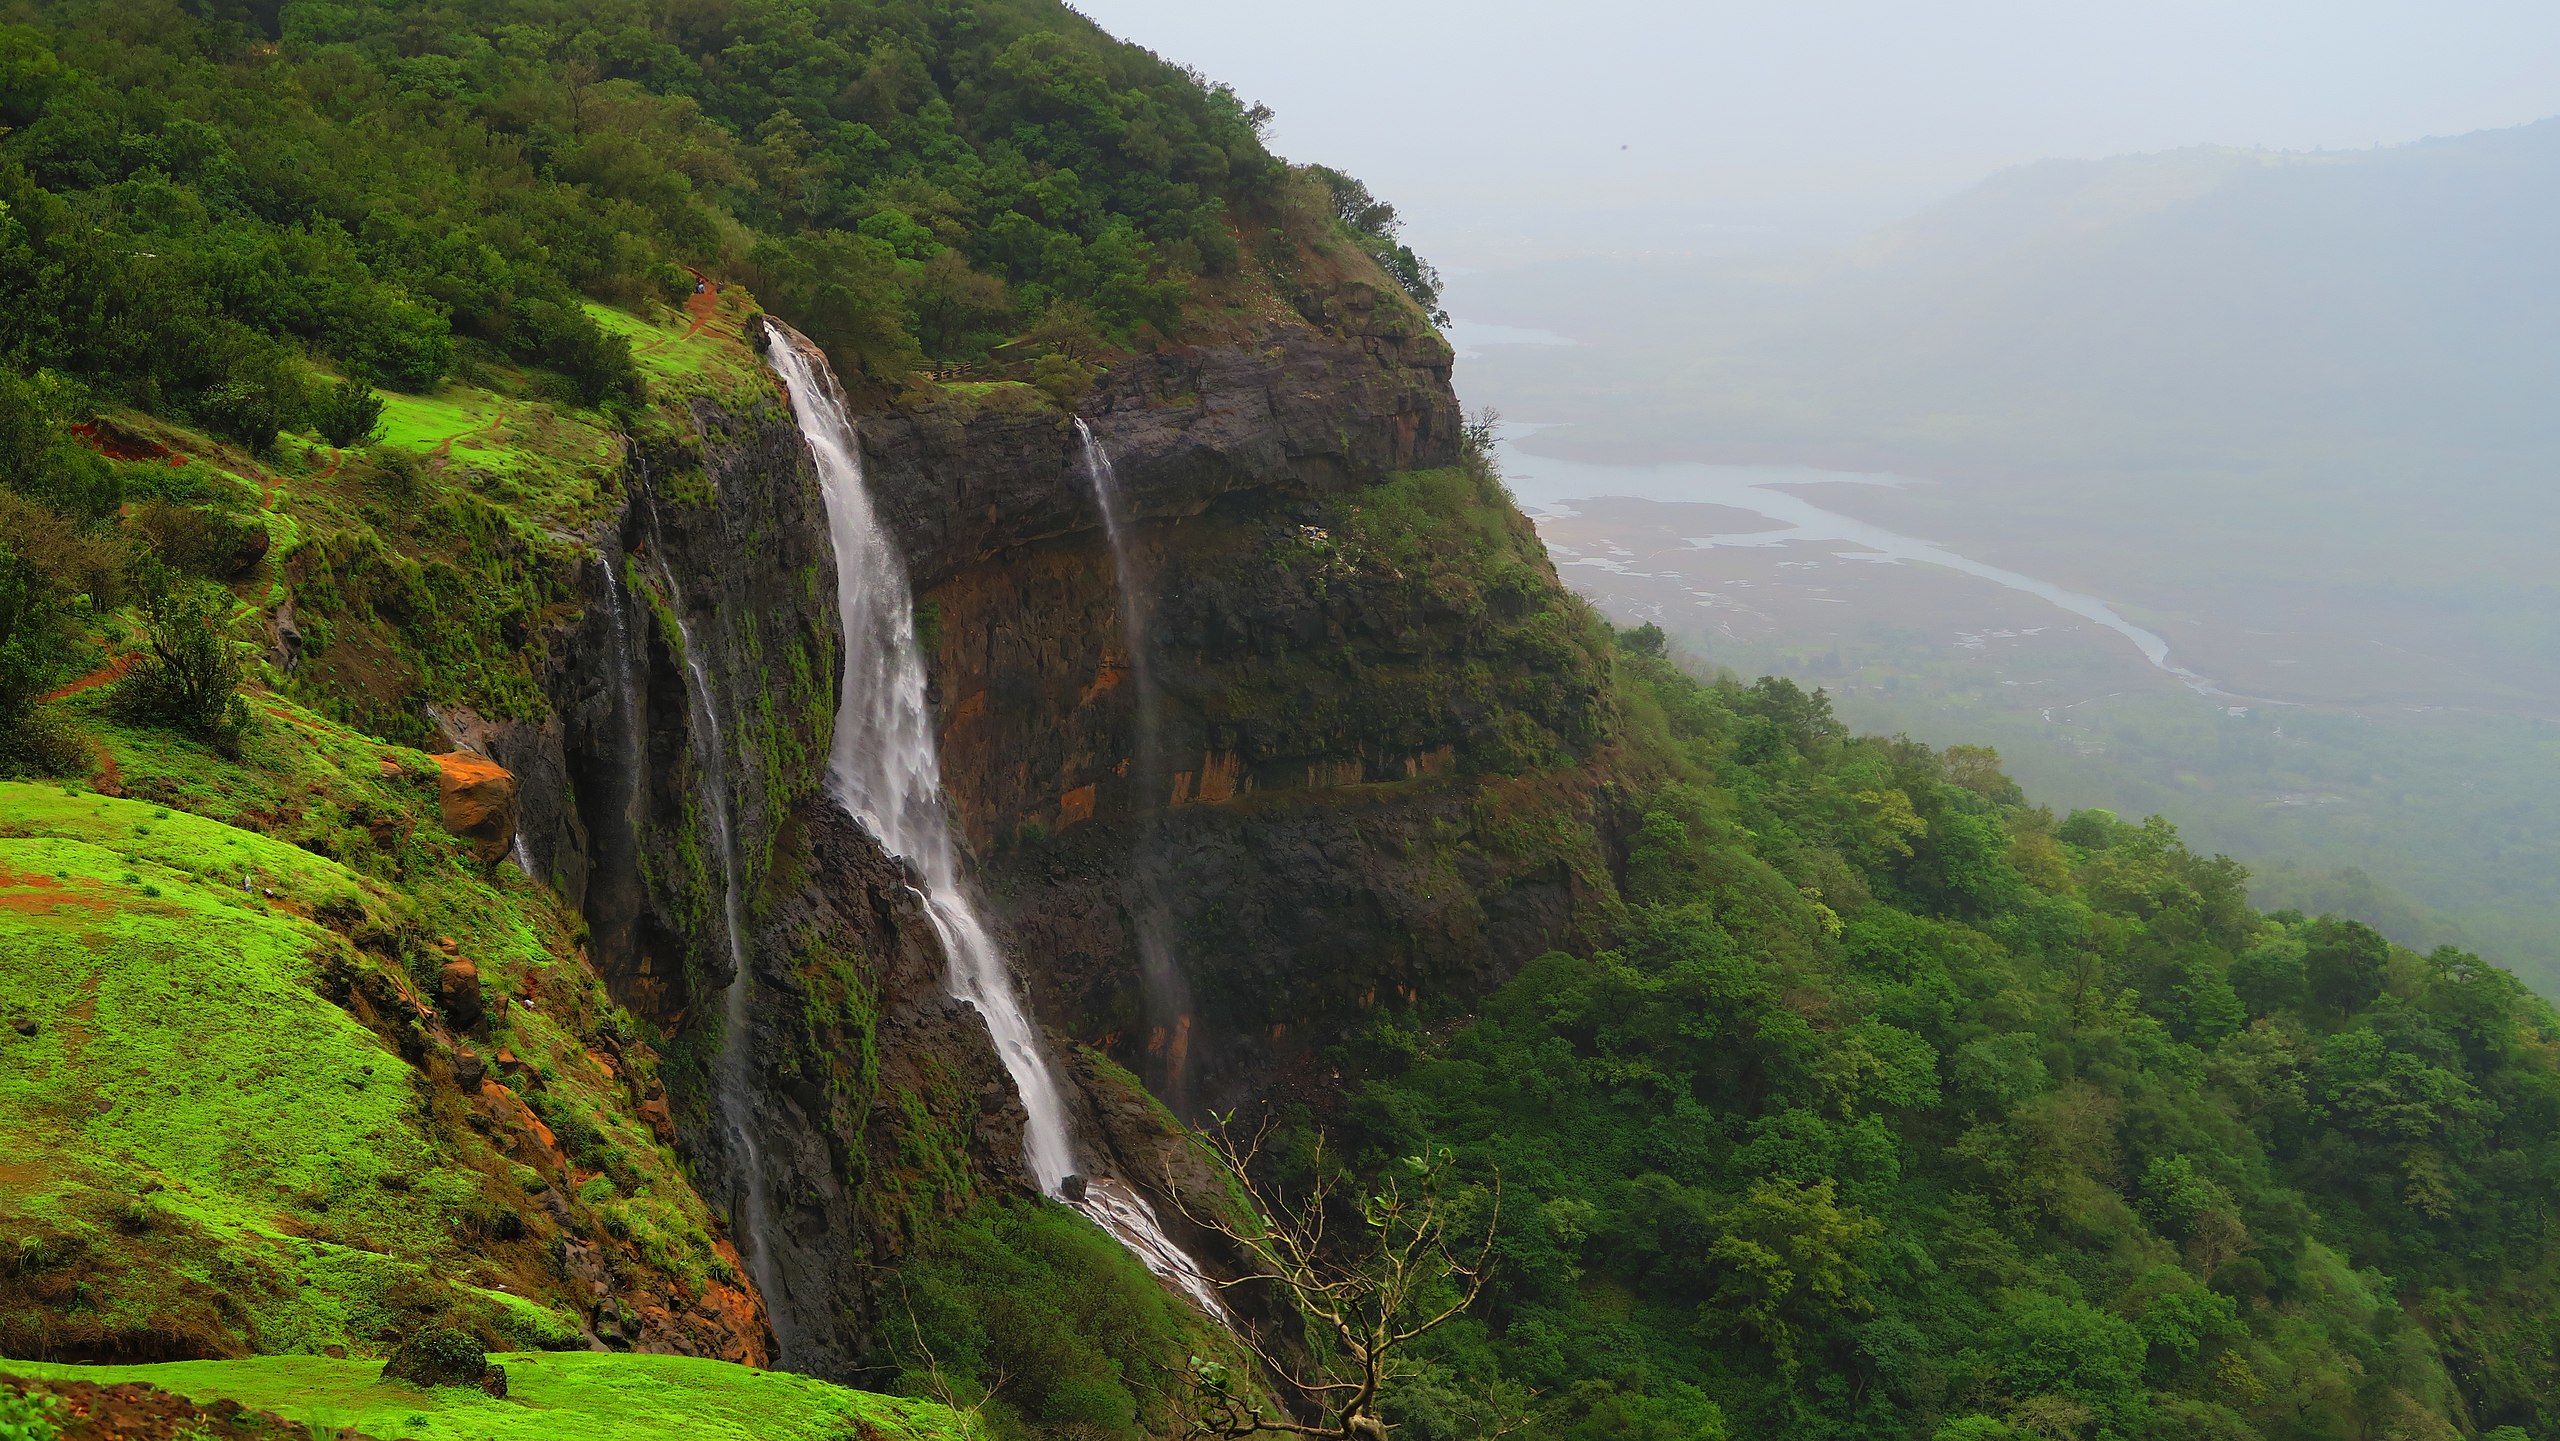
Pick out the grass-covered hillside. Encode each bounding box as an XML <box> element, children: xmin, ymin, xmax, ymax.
<box><xmin>0</xmin><ymin>700</ymin><xmax>759</xmax><ymax>1363</ymax></box>
<box><xmin>0</xmin><ymin>0</ymin><xmax>1435</xmax><ymax>423</ymax></box>
<box><xmin>3</xmin><ymin>1352</ymin><xmax>965</xmax><ymax>1440</ymax></box>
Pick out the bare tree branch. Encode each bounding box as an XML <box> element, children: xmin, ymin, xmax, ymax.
<box><xmin>1163</xmin><ymin>1116</ymin><xmax>1511</xmax><ymax>1440</ymax></box>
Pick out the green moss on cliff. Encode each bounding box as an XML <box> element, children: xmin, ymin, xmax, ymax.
<box><xmin>1201</xmin><ymin>462</ymin><xmax>1612</xmax><ymax>778</ymax></box>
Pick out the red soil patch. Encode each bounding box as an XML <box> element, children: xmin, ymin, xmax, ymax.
<box><xmin>0</xmin><ymin>870</ymin><xmax>115</xmax><ymax>914</ymax></box>
<box><xmin>69</xmin><ymin>421</ymin><xmax>188</xmax><ymax>467</ymax></box>
<box><xmin>90</xmin><ymin>741</ymin><xmax>123</xmax><ymax>798</ymax></box>
<box><xmin>38</xmin><ymin>654</ymin><xmax>136</xmax><ymax>704</ymax></box>
<box><xmin>682</xmin><ymin>266</ymin><xmax>720</xmax><ymax>338</ymax></box>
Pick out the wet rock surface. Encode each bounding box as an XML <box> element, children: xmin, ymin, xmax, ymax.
<box><xmin>861</xmin><ymin>285</ymin><xmax>1459</xmax><ymax>591</ymax></box>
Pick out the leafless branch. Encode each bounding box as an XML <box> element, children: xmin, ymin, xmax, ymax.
<box><xmin>1163</xmin><ymin>1114</ymin><xmax>1510</xmax><ymax>1439</ymax></box>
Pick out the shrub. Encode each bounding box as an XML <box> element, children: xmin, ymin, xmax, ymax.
<box><xmin>113</xmin><ymin>576</ymin><xmax>252</xmax><ymax>754</ymax></box>
<box><xmin>0</xmin><ymin>369</ymin><xmax>119</xmax><ymax>523</ymax></box>
<box><xmin>129</xmin><ymin>501</ymin><xmax>269</xmax><ymax>579</ymax></box>
<box><xmin>364</xmin><ymin>448</ymin><xmax>428</xmax><ymax>503</ymax></box>
<box><xmin>506</xmin><ymin>297</ymin><xmax>638</xmax><ymax>407</ymax></box>
<box><xmin>0</xmin><ymin>541</ymin><xmax>59</xmax><ymax>722</ymax></box>
<box><xmin>0</xmin><ymin>1388</ymin><xmax>58</xmax><ymax>1441</ymax></box>
<box><xmin>312</xmin><ymin>378</ymin><xmax>388</xmax><ymax>448</ymax></box>
<box><xmin>188</xmin><ymin>331</ymin><xmax>310</xmax><ymax>451</ymax></box>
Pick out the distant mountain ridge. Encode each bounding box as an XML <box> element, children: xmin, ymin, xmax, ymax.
<box><xmin>1469</xmin><ymin>116</ymin><xmax>2560</xmax><ymax>469</ymax></box>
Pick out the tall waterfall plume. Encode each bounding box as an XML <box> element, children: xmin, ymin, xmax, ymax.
<box><xmin>766</xmin><ymin>324</ymin><xmax>1227</xmax><ymax>1322</ymax></box>
<box><xmin>1073</xmin><ymin>418</ymin><xmax>1198</xmax><ymax>1107</ymax></box>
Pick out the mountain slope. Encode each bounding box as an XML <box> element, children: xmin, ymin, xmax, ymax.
<box><xmin>4</xmin><ymin>4</ymin><xmax>2560</xmax><ymax>1441</ymax></box>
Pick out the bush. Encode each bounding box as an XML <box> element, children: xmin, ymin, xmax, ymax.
<box><xmin>188</xmin><ymin>331</ymin><xmax>310</xmax><ymax>451</ymax></box>
<box><xmin>0</xmin><ymin>370</ymin><xmax>119</xmax><ymax>523</ymax></box>
<box><xmin>506</xmin><ymin>297</ymin><xmax>638</xmax><ymax>407</ymax></box>
<box><xmin>113</xmin><ymin>576</ymin><xmax>252</xmax><ymax>754</ymax></box>
<box><xmin>364</xmin><ymin>448</ymin><xmax>428</xmax><ymax>504</ymax></box>
<box><xmin>129</xmin><ymin>501</ymin><xmax>269</xmax><ymax>579</ymax></box>
<box><xmin>0</xmin><ymin>540</ymin><xmax>60</xmax><ymax>721</ymax></box>
<box><xmin>0</xmin><ymin>1388</ymin><xmax>58</xmax><ymax>1441</ymax></box>
<box><xmin>311</xmin><ymin>378</ymin><xmax>388</xmax><ymax>448</ymax></box>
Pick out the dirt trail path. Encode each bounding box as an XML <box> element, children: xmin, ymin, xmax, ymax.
<box><xmin>39</xmin><ymin>654</ymin><xmax>136</xmax><ymax>704</ymax></box>
<box><xmin>89</xmin><ymin>742</ymin><xmax>122</xmax><ymax>797</ymax></box>
<box><xmin>682</xmin><ymin>267</ymin><xmax>719</xmax><ymax>338</ymax></box>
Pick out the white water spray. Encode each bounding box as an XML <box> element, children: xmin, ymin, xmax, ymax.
<box><xmin>767</xmin><ymin>325</ymin><xmax>1227</xmax><ymax>1321</ymax></box>
<box><xmin>1073</xmin><ymin>419</ymin><xmax>1198</xmax><ymax>1105</ymax></box>
<box><xmin>639</xmin><ymin>528</ymin><xmax>794</xmax><ymax>1356</ymax></box>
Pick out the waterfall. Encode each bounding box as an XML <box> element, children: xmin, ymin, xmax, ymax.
<box><xmin>599</xmin><ymin>550</ymin><xmax>648</xmax><ymax>839</ymax></box>
<box><xmin>637</xmin><ymin>517</ymin><xmax>796</xmax><ymax>1359</ymax></box>
<box><xmin>766</xmin><ymin>324</ymin><xmax>1227</xmax><ymax>1323</ymax></box>
<box><xmin>1073</xmin><ymin>418</ymin><xmax>1197</xmax><ymax>1107</ymax></box>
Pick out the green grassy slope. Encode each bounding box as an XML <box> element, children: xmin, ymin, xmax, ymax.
<box><xmin>3</xmin><ymin>1352</ymin><xmax>966</xmax><ymax>1440</ymax></box>
<box><xmin>0</xmin><ymin>706</ymin><xmax>746</xmax><ymax>1362</ymax></box>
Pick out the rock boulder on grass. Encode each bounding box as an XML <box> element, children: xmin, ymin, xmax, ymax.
<box><xmin>429</xmin><ymin>752</ymin><xmax>519</xmax><ymax>866</ymax></box>
<box><xmin>380</xmin><ymin>1326</ymin><xmax>508</xmax><ymax>1397</ymax></box>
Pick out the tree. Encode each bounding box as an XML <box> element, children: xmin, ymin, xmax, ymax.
<box><xmin>1698</xmin><ymin>1177</ymin><xmax>1881</xmax><ymax>1372</ymax></box>
<box><xmin>311</xmin><ymin>377</ymin><xmax>388</xmax><ymax>448</ymax></box>
<box><xmin>113</xmin><ymin>576</ymin><xmax>252</xmax><ymax>754</ymax></box>
<box><xmin>1172</xmin><ymin>1121</ymin><xmax>1502</xmax><ymax>1439</ymax></box>
<box><xmin>2304</xmin><ymin>917</ymin><xmax>2389</xmax><ymax>1018</ymax></box>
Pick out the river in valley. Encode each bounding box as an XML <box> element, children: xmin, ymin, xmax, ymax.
<box><xmin>1496</xmin><ymin>443</ymin><xmax>2237</xmax><ymax>700</ymax></box>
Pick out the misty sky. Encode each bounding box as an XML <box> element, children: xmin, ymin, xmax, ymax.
<box><xmin>1073</xmin><ymin>1</ymin><xmax>2560</xmax><ymax>268</ymax></box>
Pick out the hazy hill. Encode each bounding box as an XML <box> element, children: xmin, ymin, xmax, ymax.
<box><xmin>1473</xmin><ymin>118</ymin><xmax>2560</xmax><ymax>471</ymax></box>
<box><xmin>1456</xmin><ymin>121</ymin><xmax>2560</xmax><ymax>991</ymax></box>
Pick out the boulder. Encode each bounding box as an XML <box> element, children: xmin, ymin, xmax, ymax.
<box><xmin>380</xmin><ymin>1325</ymin><xmax>507</xmax><ymax>1397</ymax></box>
<box><xmin>429</xmin><ymin>752</ymin><xmax>519</xmax><ymax>865</ymax></box>
<box><xmin>437</xmin><ymin>958</ymin><xmax>485</xmax><ymax>1031</ymax></box>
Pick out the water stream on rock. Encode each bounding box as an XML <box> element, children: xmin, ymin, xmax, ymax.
<box><xmin>1073</xmin><ymin>418</ymin><xmax>1197</xmax><ymax>1107</ymax></box>
<box><xmin>638</xmin><ymin>519</ymin><xmax>795</xmax><ymax>1358</ymax></box>
<box><xmin>599</xmin><ymin>550</ymin><xmax>649</xmax><ymax>840</ymax></box>
<box><xmin>768</xmin><ymin>326</ymin><xmax>1226</xmax><ymax>1322</ymax></box>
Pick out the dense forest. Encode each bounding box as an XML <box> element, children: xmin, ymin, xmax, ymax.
<box><xmin>0</xmin><ymin>0</ymin><xmax>1434</xmax><ymax>748</ymax></box>
<box><xmin>4</xmin><ymin>4</ymin><xmax>2560</xmax><ymax>1441</ymax></box>
<box><xmin>1325</xmin><ymin>638</ymin><xmax>2560</xmax><ymax>1439</ymax></box>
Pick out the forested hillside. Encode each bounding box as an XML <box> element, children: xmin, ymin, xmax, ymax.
<box><xmin>3</xmin><ymin>4</ymin><xmax>2559</xmax><ymax>1441</ymax></box>
<box><xmin>1339</xmin><ymin>636</ymin><xmax>2560</xmax><ymax>1439</ymax></box>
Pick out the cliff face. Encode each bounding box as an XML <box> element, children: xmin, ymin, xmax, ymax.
<box><xmin>860</xmin><ymin>281</ymin><xmax>1625</xmax><ymax>1112</ymax></box>
<box><xmin>493</xmin><ymin>271</ymin><xmax>1623</xmax><ymax>1375</ymax></box>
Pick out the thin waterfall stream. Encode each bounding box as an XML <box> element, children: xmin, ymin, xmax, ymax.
<box><xmin>599</xmin><ymin>550</ymin><xmax>648</xmax><ymax>847</ymax></box>
<box><xmin>765</xmin><ymin>324</ymin><xmax>1228</xmax><ymax>1323</ymax></box>
<box><xmin>1073</xmin><ymin>418</ymin><xmax>1197</xmax><ymax>1105</ymax></box>
<box><xmin>636</xmin><ymin>513</ymin><xmax>795</xmax><ymax>1358</ymax></box>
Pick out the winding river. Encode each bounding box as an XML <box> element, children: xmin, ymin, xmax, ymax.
<box><xmin>1498</xmin><ymin>444</ymin><xmax>2238</xmax><ymax>700</ymax></box>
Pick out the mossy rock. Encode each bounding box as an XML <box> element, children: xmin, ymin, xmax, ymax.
<box><xmin>380</xmin><ymin>1326</ymin><xmax>504</xmax><ymax>1397</ymax></box>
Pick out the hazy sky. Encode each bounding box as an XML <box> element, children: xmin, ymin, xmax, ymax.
<box><xmin>1072</xmin><ymin>1</ymin><xmax>2560</xmax><ymax>267</ymax></box>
